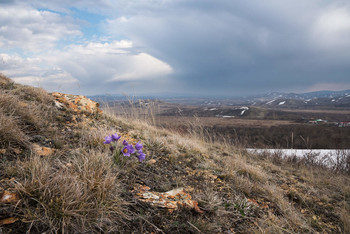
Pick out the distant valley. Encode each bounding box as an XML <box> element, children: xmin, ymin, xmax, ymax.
<box><xmin>95</xmin><ymin>89</ymin><xmax>350</xmax><ymax>149</ymax></box>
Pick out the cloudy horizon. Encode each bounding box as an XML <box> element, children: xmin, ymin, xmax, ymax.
<box><xmin>1</xmin><ymin>0</ymin><xmax>350</xmax><ymax>96</ymax></box>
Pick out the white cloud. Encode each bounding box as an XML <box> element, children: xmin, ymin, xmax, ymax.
<box><xmin>1</xmin><ymin>39</ymin><xmax>173</xmax><ymax>94</ymax></box>
<box><xmin>109</xmin><ymin>52</ymin><xmax>173</xmax><ymax>81</ymax></box>
<box><xmin>305</xmin><ymin>82</ymin><xmax>350</xmax><ymax>92</ymax></box>
<box><xmin>0</xmin><ymin>53</ymin><xmax>78</xmax><ymax>89</ymax></box>
<box><xmin>65</xmin><ymin>40</ymin><xmax>133</xmax><ymax>55</ymax></box>
<box><xmin>0</xmin><ymin>4</ymin><xmax>81</xmax><ymax>52</ymax></box>
<box><xmin>45</xmin><ymin>41</ymin><xmax>173</xmax><ymax>83</ymax></box>
<box><xmin>26</xmin><ymin>0</ymin><xmax>114</xmax><ymax>14</ymax></box>
<box><xmin>312</xmin><ymin>6</ymin><xmax>350</xmax><ymax>49</ymax></box>
<box><xmin>0</xmin><ymin>1</ymin><xmax>173</xmax><ymax>94</ymax></box>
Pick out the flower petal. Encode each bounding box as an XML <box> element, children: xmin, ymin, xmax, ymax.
<box><xmin>104</xmin><ymin>136</ymin><xmax>113</xmax><ymax>144</ymax></box>
<box><xmin>112</xmin><ymin>133</ymin><xmax>121</xmax><ymax>141</ymax></box>
<box><xmin>135</xmin><ymin>142</ymin><xmax>143</xmax><ymax>150</ymax></box>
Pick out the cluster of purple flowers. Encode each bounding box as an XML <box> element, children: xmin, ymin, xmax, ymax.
<box><xmin>104</xmin><ymin>133</ymin><xmax>146</xmax><ymax>162</ymax></box>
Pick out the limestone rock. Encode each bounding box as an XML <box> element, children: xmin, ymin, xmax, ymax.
<box><xmin>51</xmin><ymin>92</ymin><xmax>102</xmax><ymax>115</ymax></box>
<box><xmin>133</xmin><ymin>185</ymin><xmax>203</xmax><ymax>213</ymax></box>
<box><xmin>147</xmin><ymin>159</ymin><xmax>157</xmax><ymax>165</ymax></box>
<box><xmin>0</xmin><ymin>190</ymin><xmax>19</xmax><ymax>203</ymax></box>
<box><xmin>32</xmin><ymin>144</ymin><xmax>54</xmax><ymax>157</ymax></box>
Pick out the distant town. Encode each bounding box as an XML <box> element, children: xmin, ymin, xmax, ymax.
<box><xmin>309</xmin><ymin>119</ymin><xmax>350</xmax><ymax>127</ymax></box>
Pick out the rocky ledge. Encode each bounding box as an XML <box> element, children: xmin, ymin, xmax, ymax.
<box><xmin>51</xmin><ymin>92</ymin><xmax>102</xmax><ymax>115</ymax></box>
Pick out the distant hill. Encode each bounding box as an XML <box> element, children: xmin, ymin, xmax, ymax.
<box><xmin>248</xmin><ymin>89</ymin><xmax>350</xmax><ymax>100</ymax></box>
<box><xmin>251</xmin><ymin>90</ymin><xmax>350</xmax><ymax>109</ymax></box>
<box><xmin>89</xmin><ymin>89</ymin><xmax>350</xmax><ymax>109</ymax></box>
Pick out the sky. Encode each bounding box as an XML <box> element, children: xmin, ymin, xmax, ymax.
<box><xmin>1</xmin><ymin>0</ymin><xmax>350</xmax><ymax>97</ymax></box>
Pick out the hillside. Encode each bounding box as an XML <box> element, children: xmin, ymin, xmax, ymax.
<box><xmin>0</xmin><ymin>74</ymin><xmax>350</xmax><ymax>233</ymax></box>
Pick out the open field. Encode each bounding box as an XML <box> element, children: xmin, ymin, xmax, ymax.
<box><xmin>156</xmin><ymin>116</ymin><xmax>350</xmax><ymax>149</ymax></box>
<box><xmin>281</xmin><ymin>108</ymin><xmax>350</xmax><ymax>114</ymax></box>
<box><xmin>104</xmin><ymin>100</ymin><xmax>350</xmax><ymax>149</ymax></box>
<box><xmin>156</xmin><ymin>116</ymin><xmax>298</xmax><ymax>128</ymax></box>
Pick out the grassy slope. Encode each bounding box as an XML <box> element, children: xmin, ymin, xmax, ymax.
<box><xmin>0</xmin><ymin>74</ymin><xmax>349</xmax><ymax>233</ymax></box>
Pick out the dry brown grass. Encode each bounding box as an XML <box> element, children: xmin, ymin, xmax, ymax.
<box><xmin>12</xmin><ymin>85</ymin><xmax>54</xmax><ymax>104</ymax></box>
<box><xmin>219</xmin><ymin>156</ymin><xmax>312</xmax><ymax>232</ymax></box>
<box><xmin>249</xmin><ymin>150</ymin><xmax>350</xmax><ymax>232</ymax></box>
<box><xmin>339</xmin><ymin>205</ymin><xmax>350</xmax><ymax>233</ymax></box>
<box><xmin>225</xmin><ymin>156</ymin><xmax>267</xmax><ymax>182</ymax></box>
<box><xmin>0</xmin><ymin>76</ymin><xmax>58</xmax><ymax>155</ymax></box>
<box><xmin>103</xmin><ymin>97</ymin><xmax>161</xmax><ymax>126</ymax></box>
<box><xmin>0</xmin><ymin>111</ymin><xmax>30</xmax><ymax>149</ymax></box>
<box><xmin>0</xmin><ymin>76</ymin><xmax>129</xmax><ymax>232</ymax></box>
<box><xmin>0</xmin><ymin>91</ymin><xmax>38</xmax><ymax>127</ymax></box>
<box><xmin>112</xmin><ymin>103</ymin><xmax>350</xmax><ymax>232</ymax></box>
<box><xmin>157</xmin><ymin>116</ymin><xmax>298</xmax><ymax>128</ymax></box>
<box><xmin>112</xmin><ymin>113</ymin><xmax>316</xmax><ymax>232</ymax></box>
<box><xmin>12</xmin><ymin>150</ymin><xmax>127</xmax><ymax>233</ymax></box>
<box><xmin>0</xmin><ymin>90</ymin><xmax>54</xmax><ymax>130</ymax></box>
<box><xmin>0</xmin><ymin>73</ymin><xmax>14</xmax><ymax>89</ymax></box>
<box><xmin>103</xmin><ymin>106</ymin><xmax>210</xmax><ymax>155</ymax></box>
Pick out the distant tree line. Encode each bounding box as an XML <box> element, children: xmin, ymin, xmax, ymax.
<box><xmin>209</xmin><ymin>124</ymin><xmax>350</xmax><ymax>149</ymax></box>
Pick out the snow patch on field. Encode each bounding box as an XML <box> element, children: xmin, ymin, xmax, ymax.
<box><xmin>240</xmin><ymin>107</ymin><xmax>249</xmax><ymax>116</ymax></box>
<box><xmin>265</xmin><ymin>99</ymin><xmax>276</xmax><ymax>105</ymax></box>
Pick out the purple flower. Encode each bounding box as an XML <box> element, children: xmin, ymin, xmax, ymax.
<box><xmin>112</xmin><ymin>133</ymin><xmax>121</xmax><ymax>142</ymax></box>
<box><xmin>109</xmin><ymin>146</ymin><xmax>115</xmax><ymax>152</ymax></box>
<box><xmin>122</xmin><ymin>144</ymin><xmax>134</xmax><ymax>157</ymax></box>
<box><xmin>104</xmin><ymin>136</ymin><xmax>113</xmax><ymax>144</ymax></box>
<box><xmin>128</xmin><ymin>144</ymin><xmax>135</xmax><ymax>154</ymax></box>
<box><xmin>138</xmin><ymin>152</ymin><xmax>146</xmax><ymax>162</ymax></box>
<box><xmin>135</xmin><ymin>142</ymin><xmax>143</xmax><ymax>151</ymax></box>
<box><xmin>123</xmin><ymin>140</ymin><xmax>128</xmax><ymax>145</ymax></box>
<box><xmin>122</xmin><ymin>146</ymin><xmax>131</xmax><ymax>156</ymax></box>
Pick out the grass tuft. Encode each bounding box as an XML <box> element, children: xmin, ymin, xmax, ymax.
<box><xmin>13</xmin><ymin>151</ymin><xmax>127</xmax><ymax>233</ymax></box>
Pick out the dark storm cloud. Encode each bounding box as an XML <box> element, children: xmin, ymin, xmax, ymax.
<box><xmin>108</xmin><ymin>0</ymin><xmax>350</xmax><ymax>95</ymax></box>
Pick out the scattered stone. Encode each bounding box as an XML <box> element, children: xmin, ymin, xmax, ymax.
<box><xmin>51</xmin><ymin>92</ymin><xmax>102</xmax><ymax>115</ymax></box>
<box><xmin>32</xmin><ymin>144</ymin><xmax>54</xmax><ymax>157</ymax></box>
<box><xmin>147</xmin><ymin>159</ymin><xmax>157</xmax><ymax>165</ymax></box>
<box><xmin>247</xmin><ymin>198</ymin><xmax>269</xmax><ymax>209</ymax></box>
<box><xmin>53</xmin><ymin>100</ymin><xmax>64</xmax><ymax>109</ymax></box>
<box><xmin>0</xmin><ymin>190</ymin><xmax>19</xmax><ymax>203</ymax></box>
<box><xmin>0</xmin><ymin>217</ymin><xmax>19</xmax><ymax>225</ymax></box>
<box><xmin>133</xmin><ymin>185</ymin><xmax>203</xmax><ymax>213</ymax></box>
